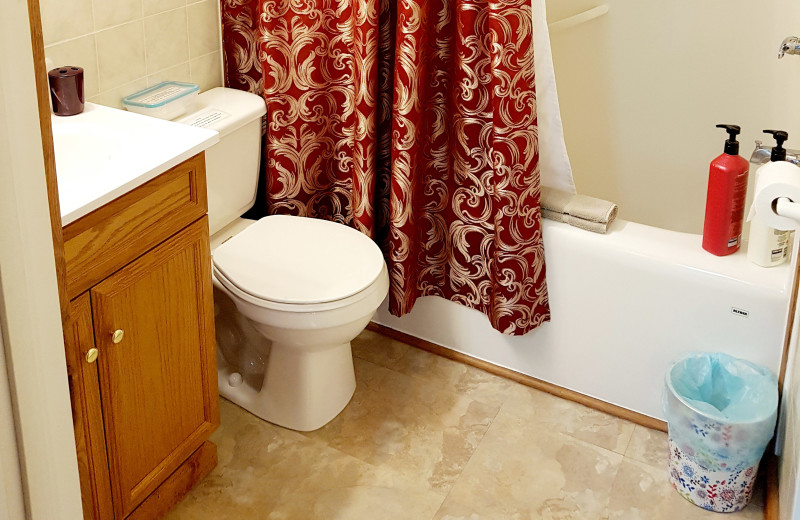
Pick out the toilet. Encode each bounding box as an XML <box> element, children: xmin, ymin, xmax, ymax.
<box><xmin>177</xmin><ymin>87</ymin><xmax>389</xmax><ymax>432</ymax></box>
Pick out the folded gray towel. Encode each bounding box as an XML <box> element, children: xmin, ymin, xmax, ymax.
<box><xmin>541</xmin><ymin>208</ymin><xmax>568</xmax><ymax>223</ymax></box>
<box><xmin>564</xmin><ymin>194</ymin><xmax>618</xmax><ymax>224</ymax></box>
<box><xmin>567</xmin><ymin>214</ymin><xmax>612</xmax><ymax>234</ymax></box>
<box><xmin>541</xmin><ymin>187</ymin><xmax>573</xmax><ymax>214</ymax></box>
<box><xmin>540</xmin><ymin>187</ymin><xmax>618</xmax><ymax>234</ymax></box>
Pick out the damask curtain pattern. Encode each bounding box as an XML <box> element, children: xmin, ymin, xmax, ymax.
<box><xmin>221</xmin><ymin>0</ymin><xmax>550</xmax><ymax>335</ymax></box>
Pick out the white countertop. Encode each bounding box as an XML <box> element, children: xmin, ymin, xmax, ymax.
<box><xmin>52</xmin><ymin>102</ymin><xmax>219</xmax><ymax>225</ymax></box>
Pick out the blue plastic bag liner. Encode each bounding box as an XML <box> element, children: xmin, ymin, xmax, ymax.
<box><xmin>664</xmin><ymin>352</ymin><xmax>777</xmax><ymax>472</ymax></box>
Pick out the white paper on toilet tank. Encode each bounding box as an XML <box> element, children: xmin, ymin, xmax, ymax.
<box><xmin>749</xmin><ymin>161</ymin><xmax>800</xmax><ymax>231</ymax></box>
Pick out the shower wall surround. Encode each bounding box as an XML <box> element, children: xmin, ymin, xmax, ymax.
<box><xmin>39</xmin><ymin>0</ymin><xmax>223</xmax><ymax>109</ymax></box>
<box><xmin>547</xmin><ymin>0</ymin><xmax>800</xmax><ymax>233</ymax></box>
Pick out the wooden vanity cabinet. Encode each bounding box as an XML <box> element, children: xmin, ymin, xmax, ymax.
<box><xmin>63</xmin><ymin>154</ymin><xmax>219</xmax><ymax>520</ymax></box>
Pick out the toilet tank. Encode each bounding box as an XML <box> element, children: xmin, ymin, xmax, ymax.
<box><xmin>177</xmin><ymin>87</ymin><xmax>266</xmax><ymax>235</ymax></box>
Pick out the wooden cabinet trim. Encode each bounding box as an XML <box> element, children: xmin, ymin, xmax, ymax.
<box><xmin>64</xmin><ymin>153</ymin><xmax>208</xmax><ymax>300</ymax></box>
<box><xmin>90</xmin><ymin>218</ymin><xmax>218</xmax><ymax>517</ymax></box>
<box><xmin>61</xmin><ymin>153</ymin><xmax>217</xmax><ymax>519</ymax></box>
<box><xmin>126</xmin><ymin>442</ymin><xmax>217</xmax><ymax>520</ymax></box>
<box><xmin>67</xmin><ymin>293</ymin><xmax>115</xmax><ymax>520</ymax></box>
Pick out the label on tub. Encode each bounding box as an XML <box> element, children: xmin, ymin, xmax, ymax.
<box><xmin>731</xmin><ymin>307</ymin><xmax>749</xmax><ymax>318</ymax></box>
<box><xmin>183</xmin><ymin>109</ymin><xmax>231</xmax><ymax>129</ymax></box>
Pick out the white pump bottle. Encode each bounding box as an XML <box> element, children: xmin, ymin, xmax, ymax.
<box><xmin>747</xmin><ymin>130</ymin><xmax>793</xmax><ymax>267</ymax></box>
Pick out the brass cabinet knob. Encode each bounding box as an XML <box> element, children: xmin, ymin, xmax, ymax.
<box><xmin>85</xmin><ymin>348</ymin><xmax>99</xmax><ymax>364</ymax></box>
<box><xmin>111</xmin><ymin>329</ymin><xmax>124</xmax><ymax>344</ymax></box>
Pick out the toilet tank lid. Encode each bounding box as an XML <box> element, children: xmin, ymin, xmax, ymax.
<box><xmin>212</xmin><ymin>215</ymin><xmax>387</xmax><ymax>304</ymax></box>
<box><xmin>175</xmin><ymin>87</ymin><xmax>265</xmax><ymax>137</ymax></box>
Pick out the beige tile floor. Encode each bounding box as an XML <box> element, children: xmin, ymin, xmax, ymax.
<box><xmin>166</xmin><ymin>330</ymin><xmax>765</xmax><ymax>519</ymax></box>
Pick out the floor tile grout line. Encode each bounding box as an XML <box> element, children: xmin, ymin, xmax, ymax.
<box><xmin>620</xmin><ymin>423</ymin><xmax>638</xmax><ymax>458</ymax></box>
<box><xmin>359</xmin><ymin>334</ymin><xmax>518</xmax><ymax>411</ymax></box>
<box><xmin>621</xmin><ymin>428</ymin><xmax>674</xmax><ymax>472</ymax></box>
<box><xmin>363</xmin><ymin>331</ymin><xmax>660</xmax><ymax>459</ymax></box>
<box><xmin>307</xmin><ymin>354</ymin><xmax>462</xmax><ymax>512</ymax></box>
<box><xmin>602</xmin><ymin>453</ymin><xmax>633</xmax><ymax>520</ymax></box>
<box><xmin>356</xmin><ymin>332</ymin><xmax>698</xmax><ymax>516</ymax></box>
<box><xmin>430</xmin><ymin>399</ymin><xmax>505</xmax><ymax>520</ymax></box>
<box><xmin>497</xmin><ymin>401</ymin><xmax>631</xmax><ymax>466</ymax></box>
<box><xmin>216</xmin><ymin>398</ymin><xmax>452</xmax><ymax>518</ymax></box>
<box><xmin>175</xmin><ymin>331</ymin><xmax>764</xmax><ymax>519</ymax></box>
<box><xmin>356</xmin><ymin>343</ymin><xmax>509</xmax><ymax>509</ymax></box>
<box><xmin>377</xmin><ymin>332</ymin><xmax>664</xmax><ymax>437</ymax></box>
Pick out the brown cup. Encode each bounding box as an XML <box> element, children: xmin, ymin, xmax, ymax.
<box><xmin>48</xmin><ymin>66</ymin><xmax>84</xmax><ymax>116</ymax></box>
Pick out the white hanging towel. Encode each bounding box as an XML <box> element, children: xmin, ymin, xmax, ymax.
<box><xmin>532</xmin><ymin>0</ymin><xmax>576</xmax><ymax>194</ymax></box>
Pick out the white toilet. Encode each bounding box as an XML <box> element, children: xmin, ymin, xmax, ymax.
<box><xmin>177</xmin><ymin>88</ymin><xmax>389</xmax><ymax>432</ymax></box>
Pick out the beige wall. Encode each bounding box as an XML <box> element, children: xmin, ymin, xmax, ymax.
<box><xmin>549</xmin><ymin>0</ymin><xmax>800</xmax><ymax>233</ymax></box>
<box><xmin>39</xmin><ymin>0</ymin><xmax>224</xmax><ymax>109</ymax></box>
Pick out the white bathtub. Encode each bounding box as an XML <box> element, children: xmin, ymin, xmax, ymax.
<box><xmin>374</xmin><ymin>218</ymin><xmax>794</xmax><ymax>421</ymax></box>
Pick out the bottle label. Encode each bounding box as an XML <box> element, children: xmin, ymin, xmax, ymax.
<box><xmin>726</xmin><ymin>169</ymin><xmax>750</xmax><ymax>251</ymax></box>
<box><xmin>770</xmin><ymin>229</ymin><xmax>791</xmax><ymax>261</ymax></box>
<box><xmin>770</xmin><ymin>229</ymin><xmax>791</xmax><ymax>262</ymax></box>
<box><xmin>729</xmin><ymin>170</ymin><xmax>749</xmax><ymax>227</ymax></box>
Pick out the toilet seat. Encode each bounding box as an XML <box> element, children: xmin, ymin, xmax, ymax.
<box><xmin>212</xmin><ymin>215</ymin><xmax>388</xmax><ymax>312</ymax></box>
<box><xmin>212</xmin><ymin>262</ymin><xmax>388</xmax><ymax>313</ymax></box>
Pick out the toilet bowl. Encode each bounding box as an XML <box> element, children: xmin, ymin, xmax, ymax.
<box><xmin>176</xmin><ymin>87</ymin><xmax>389</xmax><ymax>432</ymax></box>
<box><xmin>211</xmin><ymin>215</ymin><xmax>389</xmax><ymax>431</ymax></box>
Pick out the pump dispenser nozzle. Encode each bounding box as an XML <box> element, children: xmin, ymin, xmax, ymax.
<box><xmin>716</xmin><ymin>124</ymin><xmax>741</xmax><ymax>155</ymax></box>
<box><xmin>763</xmin><ymin>130</ymin><xmax>789</xmax><ymax>161</ymax></box>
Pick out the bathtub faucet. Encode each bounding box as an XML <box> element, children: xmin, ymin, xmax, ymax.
<box><xmin>750</xmin><ymin>140</ymin><xmax>800</xmax><ymax>166</ymax></box>
<box><xmin>778</xmin><ymin>36</ymin><xmax>800</xmax><ymax>58</ymax></box>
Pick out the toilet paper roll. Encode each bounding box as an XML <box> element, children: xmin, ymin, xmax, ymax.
<box><xmin>748</xmin><ymin>161</ymin><xmax>800</xmax><ymax>231</ymax></box>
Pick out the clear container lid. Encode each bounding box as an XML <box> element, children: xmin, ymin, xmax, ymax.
<box><xmin>122</xmin><ymin>81</ymin><xmax>199</xmax><ymax>108</ymax></box>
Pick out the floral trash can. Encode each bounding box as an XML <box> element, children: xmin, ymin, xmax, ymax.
<box><xmin>664</xmin><ymin>352</ymin><xmax>778</xmax><ymax>513</ymax></box>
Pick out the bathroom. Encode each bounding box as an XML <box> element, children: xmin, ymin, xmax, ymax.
<box><xmin>2</xmin><ymin>0</ymin><xmax>800</xmax><ymax>519</ymax></box>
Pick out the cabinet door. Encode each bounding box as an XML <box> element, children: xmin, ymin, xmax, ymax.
<box><xmin>66</xmin><ymin>293</ymin><xmax>114</xmax><ymax>520</ymax></box>
<box><xmin>90</xmin><ymin>218</ymin><xmax>218</xmax><ymax>518</ymax></box>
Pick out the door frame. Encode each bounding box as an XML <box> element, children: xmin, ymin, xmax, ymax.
<box><xmin>0</xmin><ymin>0</ymin><xmax>82</xmax><ymax>517</ymax></box>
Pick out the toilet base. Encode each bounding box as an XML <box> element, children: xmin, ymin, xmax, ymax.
<box><xmin>217</xmin><ymin>340</ymin><xmax>356</xmax><ymax>432</ymax></box>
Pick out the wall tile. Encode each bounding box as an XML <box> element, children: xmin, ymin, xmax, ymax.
<box><xmin>190</xmin><ymin>51</ymin><xmax>223</xmax><ymax>92</ymax></box>
<box><xmin>142</xmin><ymin>0</ymin><xmax>184</xmax><ymax>17</ymax></box>
<box><xmin>144</xmin><ymin>9</ymin><xmax>189</xmax><ymax>73</ymax></box>
<box><xmin>187</xmin><ymin>0</ymin><xmax>220</xmax><ymax>58</ymax></box>
<box><xmin>92</xmin><ymin>0</ymin><xmax>143</xmax><ymax>31</ymax></box>
<box><xmin>95</xmin><ymin>78</ymin><xmax>148</xmax><ymax>109</ymax></box>
<box><xmin>147</xmin><ymin>63</ymin><xmax>192</xmax><ymax>87</ymax></box>
<box><xmin>96</xmin><ymin>21</ymin><xmax>146</xmax><ymax>92</ymax></box>
<box><xmin>44</xmin><ymin>35</ymin><xmax>100</xmax><ymax>98</ymax></box>
<box><xmin>40</xmin><ymin>0</ymin><xmax>94</xmax><ymax>45</ymax></box>
<box><xmin>40</xmin><ymin>0</ymin><xmax>222</xmax><ymax>109</ymax></box>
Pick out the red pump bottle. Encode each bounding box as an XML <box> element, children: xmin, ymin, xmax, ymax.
<box><xmin>702</xmin><ymin>124</ymin><xmax>750</xmax><ymax>256</ymax></box>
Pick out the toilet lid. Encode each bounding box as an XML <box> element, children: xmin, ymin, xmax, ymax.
<box><xmin>212</xmin><ymin>215</ymin><xmax>387</xmax><ymax>304</ymax></box>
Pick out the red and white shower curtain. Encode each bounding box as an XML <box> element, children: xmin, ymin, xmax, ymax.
<box><xmin>221</xmin><ymin>0</ymin><xmax>549</xmax><ymax>335</ymax></box>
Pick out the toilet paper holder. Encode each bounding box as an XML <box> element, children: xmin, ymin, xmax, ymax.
<box><xmin>774</xmin><ymin>197</ymin><xmax>800</xmax><ymax>224</ymax></box>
